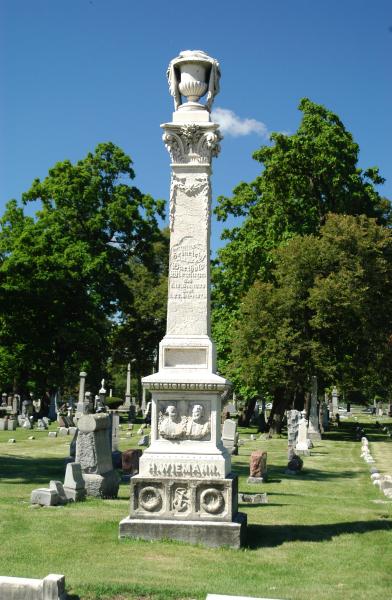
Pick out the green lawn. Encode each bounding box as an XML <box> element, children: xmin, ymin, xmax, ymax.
<box><xmin>0</xmin><ymin>414</ymin><xmax>391</xmax><ymax>600</ymax></box>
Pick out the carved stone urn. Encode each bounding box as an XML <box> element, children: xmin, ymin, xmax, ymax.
<box><xmin>177</xmin><ymin>58</ymin><xmax>210</xmax><ymax>104</ymax></box>
<box><xmin>167</xmin><ymin>50</ymin><xmax>220</xmax><ymax>113</ymax></box>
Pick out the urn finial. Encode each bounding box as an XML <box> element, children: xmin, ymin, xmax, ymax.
<box><xmin>167</xmin><ymin>50</ymin><xmax>220</xmax><ymax>112</ymax></box>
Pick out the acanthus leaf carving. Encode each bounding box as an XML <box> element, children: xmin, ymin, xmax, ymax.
<box><xmin>162</xmin><ymin>125</ymin><xmax>222</xmax><ymax>164</ymax></box>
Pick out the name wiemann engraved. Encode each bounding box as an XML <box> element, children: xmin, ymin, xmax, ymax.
<box><xmin>149</xmin><ymin>463</ymin><xmax>222</xmax><ymax>478</ymax></box>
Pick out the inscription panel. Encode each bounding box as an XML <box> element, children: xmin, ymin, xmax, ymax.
<box><xmin>148</xmin><ymin>462</ymin><xmax>221</xmax><ymax>478</ymax></box>
<box><xmin>168</xmin><ymin>236</ymin><xmax>207</xmax><ymax>301</ymax></box>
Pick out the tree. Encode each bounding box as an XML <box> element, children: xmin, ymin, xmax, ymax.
<box><xmin>109</xmin><ymin>228</ymin><xmax>169</xmax><ymax>401</ymax></box>
<box><xmin>0</xmin><ymin>143</ymin><xmax>165</xmax><ymax>395</ymax></box>
<box><xmin>212</xmin><ymin>98</ymin><xmax>390</xmax><ymax>403</ymax></box>
<box><xmin>227</xmin><ymin>214</ymin><xmax>392</xmax><ymax>428</ymax></box>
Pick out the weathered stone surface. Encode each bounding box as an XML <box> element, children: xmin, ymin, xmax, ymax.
<box><xmin>249</xmin><ymin>450</ymin><xmax>267</xmax><ymax>479</ymax></box>
<box><xmin>76</xmin><ymin>413</ymin><xmax>120</xmax><ymax>498</ymax></box>
<box><xmin>238</xmin><ymin>492</ymin><xmax>268</xmax><ymax>504</ymax></box>
<box><xmin>83</xmin><ymin>470</ymin><xmax>120</xmax><ymax>499</ymax></box>
<box><xmin>48</xmin><ymin>431</ymin><xmax>57</xmax><ymax>438</ymax></box>
<box><xmin>58</xmin><ymin>427</ymin><xmax>68</xmax><ymax>436</ymax></box>
<box><xmin>30</xmin><ymin>488</ymin><xmax>59</xmax><ymax>506</ymax></box>
<box><xmin>286</xmin><ymin>454</ymin><xmax>303</xmax><ymax>474</ymax></box>
<box><xmin>122</xmin><ymin>448</ymin><xmax>143</xmax><ymax>475</ymax></box>
<box><xmin>128</xmin><ymin>474</ymin><xmax>238</xmax><ymax>522</ymax></box>
<box><xmin>0</xmin><ymin>574</ymin><xmax>66</xmax><ymax>600</ymax></box>
<box><xmin>63</xmin><ymin>462</ymin><xmax>86</xmax><ymax>501</ymax></box>
<box><xmin>49</xmin><ymin>481</ymin><xmax>68</xmax><ymax>505</ymax></box>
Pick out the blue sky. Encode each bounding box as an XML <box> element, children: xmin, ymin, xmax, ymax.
<box><xmin>1</xmin><ymin>0</ymin><xmax>391</xmax><ymax>254</ymax></box>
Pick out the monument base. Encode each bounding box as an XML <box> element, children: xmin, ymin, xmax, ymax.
<box><xmin>83</xmin><ymin>470</ymin><xmax>120</xmax><ymax>498</ymax></box>
<box><xmin>119</xmin><ymin>512</ymin><xmax>247</xmax><ymax>548</ymax></box>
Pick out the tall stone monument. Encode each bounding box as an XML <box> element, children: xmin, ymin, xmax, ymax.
<box><xmin>308</xmin><ymin>376</ymin><xmax>321</xmax><ymax>441</ymax></box>
<box><xmin>119</xmin><ymin>50</ymin><xmax>246</xmax><ymax>548</ymax></box>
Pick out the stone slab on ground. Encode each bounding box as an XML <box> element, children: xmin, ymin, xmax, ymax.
<box><xmin>206</xmin><ymin>596</ymin><xmax>284</xmax><ymax>600</ymax></box>
<box><xmin>0</xmin><ymin>573</ymin><xmax>66</xmax><ymax>600</ymax></box>
<box><xmin>119</xmin><ymin>512</ymin><xmax>247</xmax><ymax>549</ymax></box>
<box><xmin>30</xmin><ymin>488</ymin><xmax>60</xmax><ymax>507</ymax></box>
<box><xmin>238</xmin><ymin>492</ymin><xmax>268</xmax><ymax>504</ymax></box>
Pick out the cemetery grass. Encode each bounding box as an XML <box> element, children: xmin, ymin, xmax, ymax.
<box><xmin>1</xmin><ymin>417</ymin><xmax>392</xmax><ymax>600</ymax></box>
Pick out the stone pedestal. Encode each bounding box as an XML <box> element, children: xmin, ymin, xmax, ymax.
<box><xmin>119</xmin><ymin>50</ymin><xmax>246</xmax><ymax>548</ymax></box>
<box><xmin>76</xmin><ymin>413</ymin><xmax>120</xmax><ymax>498</ymax></box>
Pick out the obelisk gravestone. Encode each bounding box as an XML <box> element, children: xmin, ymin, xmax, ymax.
<box><xmin>119</xmin><ymin>50</ymin><xmax>246</xmax><ymax>548</ymax></box>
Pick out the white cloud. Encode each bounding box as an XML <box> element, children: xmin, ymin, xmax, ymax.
<box><xmin>211</xmin><ymin>107</ymin><xmax>269</xmax><ymax>138</ymax></box>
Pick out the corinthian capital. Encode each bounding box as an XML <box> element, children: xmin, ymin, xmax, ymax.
<box><xmin>162</xmin><ymin>124</ymin><xmax>222</xmax><ymax>165</ymax></box>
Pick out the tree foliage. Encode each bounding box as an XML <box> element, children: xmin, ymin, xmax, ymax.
<box><xmin>212</xmin><ymin>98</ymin><xmax>390</xmax><ymax>402</ymax></box>
<box><xmin>228</xmin><ymin>214</ymin><xmax>392</xmax><ymax>420</ymax></box>
<box><xmin>0</xmin><ymin>143</ymin><xmax>165</xmax><ymax>395</ymax></box>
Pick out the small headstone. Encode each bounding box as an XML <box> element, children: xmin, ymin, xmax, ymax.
<box><xmin>63</xmin><ymin>462</ymin><xmax>86</xmax><ymax>502</ymax></box>
<box><xmin>248</xmin><ymin>450</ymin><xmax>267</xmax><ymax>483</ymax></box>
<box><xmin>7</xmin><ymin>419</ymin><xmax>16</xmax><ymax>431</ymax></box>
<box><xmin>286</xmin><ymin>454</ymin><xmax>303</xmax><ymax>475</ymax></box>
<box><xmin>42</xmin><ymin>416</ymin><xmax>50</xmax><ymax>428</ymax></box>
<box><xmin>238</xmin><ymin>492</ymin><xmax>268</xmax><ymax>504</ymax></box>
<box><xmin>222</xmin><ymin>419</ymin><xmax>238</xmax><ymax>455</ymax></box>
<box><xmin>58</xmin><ymin>427</ymin><xmax>69</xmax><ymax>436</ymax></box>
<box><xmin>0</xmin><ymin>418</ymin><xmax>7</xmax><ymax>431</ymax></box>
<box><xmin>125</xmin><ymin>432</ymin><xmax>132</xmax><ymax>438</ymax></box>
<box><xmin>57</xmin><ymin>415</ymin><xmax>67</xmax><ymax>428</ymax></box>
<box><xmin>122</xmin><ymin>448</ymin><xmax>143</xmax><ymax>475</ymax></box>
<box><xmin>28</xmin><ymin>436</ymin><xmax>35</xmax><ymax>440</ymax></box>
<box><xmin>137</xmin><ymin>426</ymin><xmax>145</xmax><ymax>435</ymax></box>
<box><xmin>138</xmin><ymin>434</ymin><xmax>149</xmax><ymax>447</ymax></box>
<box><xmin>48</xmin><ymin>431</ymin><xmax>58</xmax><ymax>438</ymax></box>
<box><xmin>68</xmin><ymin>426</ymin><xmax>77</xmax><ymax>435</ymax></box>
<box><xmin>8</xmin><ymin>438</ymin><xmax>16</xmax><ymax>443</ymax></box>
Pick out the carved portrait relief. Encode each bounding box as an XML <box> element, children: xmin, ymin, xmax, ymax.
<box><xmin>158</xmin><ymin>405</ymin><xmax>187</xmax><ymax>440</ymax></box>
<box><xmin>157</xmin><ymin>401</ymin><xmax>211</xmax><ymax>441</ymax></box>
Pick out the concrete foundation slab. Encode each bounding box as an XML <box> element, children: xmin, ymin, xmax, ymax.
<box><xmin>119</xmin><ymin>511</ymin><xmax>247</xmax><ymax>548</ymax></box>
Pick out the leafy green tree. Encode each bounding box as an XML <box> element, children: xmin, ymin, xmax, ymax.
<box><xmin>212</xmin><ymin>98</ymin><xmax>389</xmax><ymax>403</ymax></box>
<box><xmin>109</xmin><ymin>228</ymin><xmax>169</xmax><ymax>401</ymax></box>
<box><xmin>228</xmin><ymin>214</ymin><xmax>392</xmax><ymax>428</ymax></box>
<box><xmin>0</xmin><ymin>143</ymin><xmax>165</xmax><ymax>395</ymax></box>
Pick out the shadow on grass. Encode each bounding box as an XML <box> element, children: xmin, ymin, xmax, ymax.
<box><xmin>0</xmin><ymin>455</ymin><xmax>66</xmax><ymax>484</ymax></box>
<box><xmin>233</xmin><ymin>461</ymin><xmax>359</xmax><ymax>482</ymax></box>
<box><xmin>246</xmin><ymin>519</ymin><xmax>392</xmax><ymax>549</ymax></box>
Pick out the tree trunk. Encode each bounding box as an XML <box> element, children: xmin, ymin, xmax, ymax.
<box><xmin>243</xmin><ymin>396</ymin><xmax>257</xmax><ymax>427</ymax></box>
<box><xmin>267</xmin><ymin>388</ymin><xmax>287</xmax><ymax>434</ymax></box>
